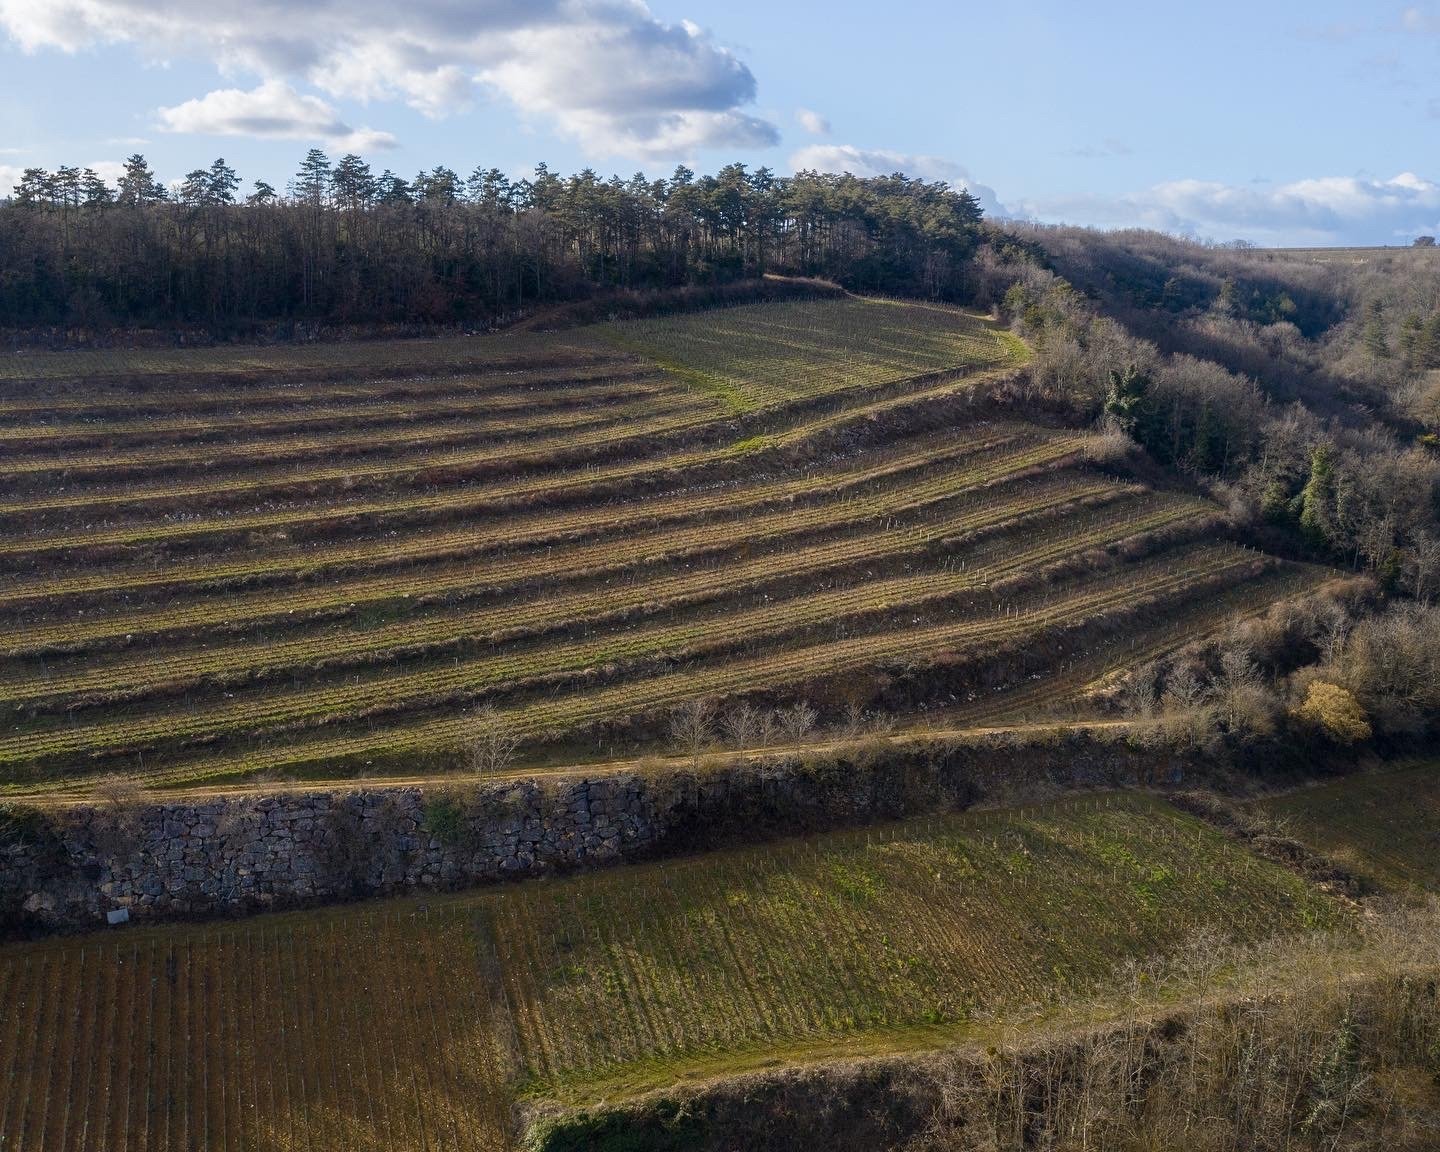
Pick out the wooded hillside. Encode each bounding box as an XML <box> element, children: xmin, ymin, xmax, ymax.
<box><xmin>0</xmin><ymin>154</ymin><xmax>982</xmax><ymax>330</ymax></box>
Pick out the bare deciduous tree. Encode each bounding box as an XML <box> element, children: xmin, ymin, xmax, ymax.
<box><xmin>1121</xmin><ymin>664</ymin><xmax>1160</xmax><ymax>720</ymax></box>
<box><xmin>841</xmin><ymin>700</ymin><xmax>869</xmax><ymax>742</ymax></box>
<box><xmin>1158</xmin><ymin>665</ymin><xmax>1218</xmax><ymax>750</ymax></box>
<box><xmin>669</xmin><ymin>698</ymin><xmax>714</xmax><ymax>768</ymax></box>
<box><xmin>1408</xmin><ymin>528</ymin><xmax>1440</xmax><ymax>603</ymax></box>
<box><xmin>721</xmin><ymin>703</ymin><xmax>763</xmax><ymax>751</ymax></box>
<box><xmin>755</xmin><ymin>708</ymin><xmax>779</xmax><ymax>750</ymax></box>
<box><xmin>841</xmin><ymin>700</ymin><xmax>895</xmax><ymax>743</ymax></box>
<box><xmin>467</xmin><ymin>705</ymin><xmax>522</xmax><ymax>775</ymax></box>
<box><xmin>777</xmin><ymin>701</ymin><xmax>818</xmax><ymax>752</ymax></box>
<box><xmin>1214</xmin><ymin>644</ymin><xmax>1278</xmax><ymax>738</ymax></box>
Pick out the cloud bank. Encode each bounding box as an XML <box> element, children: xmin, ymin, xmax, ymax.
<box><xmin>1016</xmin><ymin>172</ymin><xmax>1440</xmax><ymax>246</ymax></box>
<box><xmin>0</xmin><ymin>0</ymin><xmax>778</xmax><ymax>157</ymax></box>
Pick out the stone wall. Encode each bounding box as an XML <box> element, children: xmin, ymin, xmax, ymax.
<box><xmin>1</xmin><ymin>733</ymin><xmax>1198</xmax><ymax>937</ymax></box>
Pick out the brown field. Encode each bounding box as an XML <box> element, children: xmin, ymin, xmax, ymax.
<box><xmin>0</xmin><ymin>296</ymin><xmax>1334</xmax><ymax>797</ymax></box>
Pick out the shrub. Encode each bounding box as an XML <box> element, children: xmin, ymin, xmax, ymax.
<box><xmin>1293</xmin><ymin>681</ymin><xmax>1372</xmax><ymax>745</ymax></box>
<box><xmin>0</xmin><ymin>802</ymin><xmax>48</xmax><ymax>850</ymax></box>
<box><xmin>422</xmin><ymin>793</ymin><xmax>467</xmax><ymax>845</ymax></box>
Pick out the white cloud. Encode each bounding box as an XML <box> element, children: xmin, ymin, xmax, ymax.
<box><xmin>0</xmin><ymin>0</ymin><xmax>778</xmax><ymax>159</ymax></box>
<box><xmin>1015</xmin><ymin>172</ymin><xmax>1440</xmax><ymax>246</ymax></box>
<box><xmin>789</xmin><ymin>143</ymin><xmax>1008</xmax><ymax>217</ymax></box>
<box><xmin>86</xmin><ymin>160</ymin><xmax>127</xmax><ymax>185</ymax></box>
<box><xmin>157</xmin><ymin>81</ymin><xmax>397</xmax><ymax>151</ymax></box>
<box><xmin>0</xmin><ymin>164</ymin><xmax>24</xmax><ymax>197</ymax></box>
<box><xmin>796</xmin><ymin>108</ymin><xmax>829</xmax><ymax>136</ymax></box>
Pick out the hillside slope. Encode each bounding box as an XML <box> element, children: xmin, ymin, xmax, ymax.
<box><xmin>0</xmin><ymin>297</ymin><xmax>1323</xmax><ymax>796</ymax></box>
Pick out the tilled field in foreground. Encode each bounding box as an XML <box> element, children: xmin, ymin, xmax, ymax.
<box><xmin>0</xmin><ymin>794</ymin><xmax>1344</xmax><ymax>1151</ymax></box>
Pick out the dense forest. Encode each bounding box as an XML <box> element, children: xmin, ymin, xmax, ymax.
<box><xmin>0</xmin><ymin>152</ymin><xmax>983</xmax><ymax>329</ymax></box>
<box><xmin>981</xmin><ymin>227</ymin><xmax>1440</xmax><ymax>611</ymax></box>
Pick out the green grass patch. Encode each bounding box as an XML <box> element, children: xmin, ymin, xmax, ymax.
<box><xmin>1253</xmin><ymin>759</ymin><xmax>1440</xmax><ymax>893</ymax></box>
<box><xmin>600</xmin><ymin>296</ymin><xmax>1021</xmax><ymax>411</ymax></box>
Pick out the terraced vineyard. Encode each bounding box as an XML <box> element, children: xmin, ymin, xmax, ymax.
<box><xmin>0</xmin><ymin>796</ymin><xmax>1345</xmax><ymax>1150</ymax></box>
<box><xmin>1254</xmin><ymin>760</ymin><xmax>1440</xmax><ymax>893</ymax></box>
<box><xmin>0</xmin><ymin>296</ymin><xmax>1324</xmax><ymax>795</ymax></box>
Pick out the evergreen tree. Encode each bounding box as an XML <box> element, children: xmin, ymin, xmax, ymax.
<box><xmin>51</xmin><ymin>167</ymin><xmax>82</xmax><ymax>210</ymax></box>
<box><xmin>1362</xmin><ymin>300</ymin><xmax>1389</xmax><ymax>358</ymax></box>
<box><xmin>115</xmin><ymin>154</ymin><xmax>165</xmax><ymax>206</ymax></box>
<box><xmin>179</xmin><ymin>168</ymin><xmax>212</xmax><ymax>208</ymax></box>
<box><xmin>1104</xmin><ymin>365</ymin><xmax>1150</xmax><ymax>435</ymax></box>
<box><xmin>375</xmin><ymin>170</ymin><xmax>412</xmax><ymax>205</ymax></box>
<box><xmin>80</xmin><ymin>169</ymin><xmax>112</xmax><ymax>208</ymax></box>
<box><xmin>330</xmin><ymin>154</ymin><xmax>375</xmax><ymax>211</ymax></box>
<box><xmin>207</xmin><ymin>159</ymin><xmax>240</xmax><ymax>205</ymax></box>
<box><xmin>1299</xmin><ymin>444</ymin><xmax>1338</xmax><ymax>550</ymax></box>
<box><xmin>12</xmin><ymin>168</ymin><xmax>53</xmax><ymax>206</ymax></box>
<box><xmin>293</xmin><ymin>149</ymin><xmax>332</xmax><ymax>206</ymax></box>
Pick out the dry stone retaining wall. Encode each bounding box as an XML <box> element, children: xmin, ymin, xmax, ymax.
<box><xmin>2</xmin><ymin>735</ymin><xmax>1198</xmax><ymax>936</ymax></box>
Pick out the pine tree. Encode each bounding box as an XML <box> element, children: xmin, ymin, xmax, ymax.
<box><xmin>1362</xmin><ymin>300</ymin><xmax>1389</xmax><ymax>358</ymax></box>
<box><xmin>330</xmin><ymin>154</ymin><xmax>375</xmax><ymax>212</ymax></box>
<box><xmin>179</xmin><ymin>168</ymin><xmax>212</xmax><ymax>208</ymax></box>
<box><xmin>1104</xmin><ymin>365</ymin><xmax>1150</xmax><ymax>435</ymax></box>
<box><xmin>207</xmin><ymin>159</ymin><xmax>240</xmax><ymax>205</ymax></box>
<box><xmin>293</xmin><ymin>149</ymin><xmax>332</xmax><ymax>206</ymax></box>
<box><xmin>375</xmin><ymin>170</ymin><xmax>412</xmax><ymax>205</ymax></box>
<box><xmin>1299</xmin><ymin>444</ymin><xmax>1337</xmax><ymax>550</ymax></box>
<box><xmin>116</xmin><ymin>154</ymin><xmax>165</xmax><ymax>206</ymax></box>
<box><xmin>12</xmin><ymin>168</ymin><xmax>53</xmax><ymax>206</ymax></box>
<box><xmin>80</xmin><ymin>169</ymin><xmax>112</xmax><ymax>208</ymax></box>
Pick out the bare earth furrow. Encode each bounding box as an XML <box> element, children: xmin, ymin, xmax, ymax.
<box><xmin>0</xmin><ymin>544</ymin><xmax>1260</xmax><ymax>783</ymax></box>
<box><xmin>4</xmin><ymin>486</ymin><xmax>1199</xmax><ymax>707</ymax></box>
<box><xmin>0</xmin><ymin>428</ymin><xmax>1052</xmax><ymax>604</ymax></box>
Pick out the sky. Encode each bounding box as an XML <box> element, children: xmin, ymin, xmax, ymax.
<box><xmin>2</xmin><ymin>0</ymin><xmax>1440</xmax><ymax>245</ymax></box>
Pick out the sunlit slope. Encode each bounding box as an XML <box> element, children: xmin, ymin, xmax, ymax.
<box><xmin>0</xmin><ymin>298</ymin><xmax>1320</xmax><ymax>794</ymax></box>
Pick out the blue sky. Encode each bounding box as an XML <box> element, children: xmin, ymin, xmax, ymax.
<box><xmin>2</xmin><ymin>0</ymin><xmax>1440</xmax><ymax>244</ymax></box>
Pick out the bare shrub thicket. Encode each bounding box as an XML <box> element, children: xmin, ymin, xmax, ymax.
<box><xmin>904</xmin><ymin>901</ymin><xmax>1440</xmax><ymax>1152</ymax></box>
<box><xmin>88</xmin><ymin>773</ymin><xmax>147</xmax><ymax>858</ymax></box>
<box><xmin>1334</xmin><ymin>603</ymin><xmax>1440</xmax><ymax>734</ymax></box>
<box><xmin>1112</xmin><ymin>591</ymin><xmax>1439</xmax><ymax>750</ymax></box>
